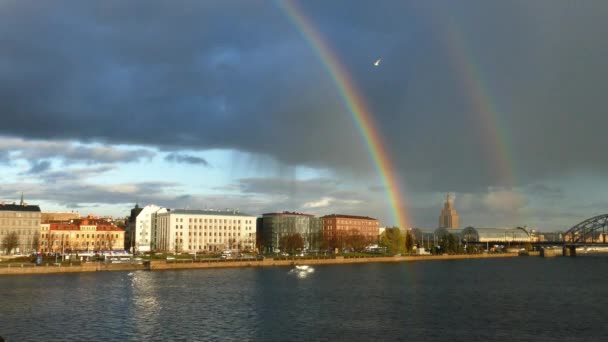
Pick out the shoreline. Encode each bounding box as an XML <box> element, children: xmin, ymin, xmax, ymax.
<box><xmin>0</xmin><ymin>253</ymin><xmax>518</xmax><ymax>276</ymax></box>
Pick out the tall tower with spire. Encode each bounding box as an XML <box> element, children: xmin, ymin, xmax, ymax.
<box><xmin>438</xmin><ymin>193</ymin><xmax>459</xmax><ymax>229</ymax></box>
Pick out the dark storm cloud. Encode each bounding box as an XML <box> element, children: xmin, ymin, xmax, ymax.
<box><xmin>165</xmin><ymin>153</ymin><xmax>209</xmax><ymax>166</ymax></box>
<box><xmin>26</xmin><ymin>160</ymin><xmax>51</xmax><ymax>174</ymax></box>
<box><xmin>0</xmin><ymin>137</ymin><xmax>154</xmax><ymax>164</ymax></box>
<box><xmin>236</xmin><ymin>177</ymin><xmax>341</xmax><ymax>196</ymax></box>
<box><xmin>0</xmin><ymin>180</ymin><xmax>180</xmax><ymax>206</ymax></box>
<box><xmin>41</xmin><ymin>165</ymin><xmax>116</xmax><ymax>183</ymax></box>
<box><xmin>1</xmin><ymin>0</ymin><xmax>607</xmax><ymax>196</ymax></box>
<box><xmin>526</xmin><ymin>184</ymin><xmax>564</xmax><ymax>199</ymax></box>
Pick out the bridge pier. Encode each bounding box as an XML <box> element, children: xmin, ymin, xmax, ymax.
<box><xmin>563</xmin><ymin>246</ymin><xmax>576</xmax><ymax>257</ymax></box>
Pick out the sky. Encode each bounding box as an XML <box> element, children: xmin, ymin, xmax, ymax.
<box><xmin>1</xmin><ymin>0</ymin><xmax>607</xmax><ymax>231</ymax></box>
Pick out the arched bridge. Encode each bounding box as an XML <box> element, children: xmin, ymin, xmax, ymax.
<box><xmin>564</xmin><ymin>214</ymin><xmax>608</xmax><ymax>244</ymax></box>
<box><xmin>561</xmin><ymin>214</ymin><xmax>608</xmax><ymax>256</ymax></box>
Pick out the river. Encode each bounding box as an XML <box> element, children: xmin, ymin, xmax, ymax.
<box><xmin>1</xmin><ymin>256</ymin><xmax>607</xmax><ymax>341</ymax></box>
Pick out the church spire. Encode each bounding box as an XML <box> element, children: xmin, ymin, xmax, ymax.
<box><xmin>20</xmin><ymin>192</ymin><xmax>24</xmax><ymax>206</ymax></box>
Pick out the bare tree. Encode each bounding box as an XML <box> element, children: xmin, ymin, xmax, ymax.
<box><xmin>32</xmin><ymin>233</ymin><xmax>40</xmax><ymax>252</ymax></box>
<box><xmin>279</xmin><ymin>233</ymin><xmax>304</xmax><ymax>254</ymax></box>
<box><xmin>347</xmin><ymin>231</ymin><xmax>367</xmax><ymax>252</ymax></box>
<box><xmin>106</xmin><ymin>233</ymin><xmax>116</xmax><ymax>251</ymax></box>
<box><xmin>174</xmin><ymin>238</ymin><xmax>182</xmax><ymax>254</ymax></box>
<box><xmin>2</xmin><ymin>232</ymin><xmax>19</xmax><ymax>255</ymax></box>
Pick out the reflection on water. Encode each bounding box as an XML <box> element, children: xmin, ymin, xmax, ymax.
<box><xmin>288</xmin><ymin>265</ymin><xmax>315</xmax><ymax>278</ymax></box>
<box><xmin>2</xmin><ymin>257</ymin><xmax>608</xmax><ymax>341</ymax></box>
<box><xmin>130</xmin><ymin>271</ymin><xmax>161</xmax><ymax>339</ymax></box>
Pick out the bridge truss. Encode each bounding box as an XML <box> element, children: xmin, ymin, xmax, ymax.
<box><xmin>564</xmin><ymin>214</ymin><xmax>608</xmax><ymax>244</ymax></box>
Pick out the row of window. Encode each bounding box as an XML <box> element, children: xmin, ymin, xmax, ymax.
<box><xmin>0</xmin><ymin>229</ymin><xmax>38</xmax><ymax>235</ymax></box>
<box><xmin>42</xmin><ymin>240</ymin><xmax>116</xmax><ymax>246</ymax></box>
<box><xmin>329</xmin><ymin>220</ymin><xmax>378</xmax><ymax>225</ymax></box>
<box><xmin>0</xmin><ymin>212</ymin><xmax>40</xmax><ymax>218</ymax></box>
<box><xmin>174</xmin><ymin>217</ymin><xmax>254</xmax><ymax>224</ymax></box>
<box><xmin>41</xmin><ymin>233</ymin><xmax>120</xmax><ymax>239</ymax></box>
<box><xmin>174</xmin><ymin>231</ymin><xmax>248</xmax><ymax>237</ymax></box>
<box><xmin>176</xmin><ymin>225</ymin><xmax>252</xmax><ymax>231</ymax></box>
<box><xmin>0</xmin><ymin>220</ymin><xmax>40</xmax><ymax>226</ymax></box>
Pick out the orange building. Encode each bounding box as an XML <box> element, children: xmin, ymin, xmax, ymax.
<box><xmin>322</xmin><ymin>214</ymin><xmax>379</xmax><ymax>244</ymax></box>
<box><xmin>39</xmin><ymin>216</ymin><xmax>125</xmax><ymax>253</ymax></box>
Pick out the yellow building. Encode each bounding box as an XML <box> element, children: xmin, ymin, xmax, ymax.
<box><xmin>40</xmin><ymin>216</ymin><xmax>125</xmax><ymax>253</ymax></box>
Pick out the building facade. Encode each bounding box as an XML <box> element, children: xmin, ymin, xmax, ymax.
<box><xmin>155</xmin><ymin>209</ymin><xmax>256</xmax><ymax>253</ymax></box>
<box><xmin>261</xmin><ymin>212</ymin><xmax>322</xmax><ymax>253</ymax></box>
<box><xmin>322</xmin><ymin>214</ymin><xmax>379</xmax><ymax>245</ymax></box>
<box><xmin>39</xmin><ymin>216</ymin><xmax>125</xmax><ymax>253</ymax></box>
<box><xmin>41</xmin><ymin>212</ymin><xmax>79</xmax><ymax>223</ymax></box>
<box><xmin>125</xmin><ymin>204</ymin><xmax>144</xmax><ymax>250</ymax></box>
<box><xmin>131</xmin><ymin>204</ymin><xmax>163</xmax><ymax>253</ymax></box>
<box><xmin>460</xmin><ymin>226</ymin><xmax>531</xmax><ymax>243</ymax></box>
<box><xmin>0</xmin><ymin>202</ymin><xmax>41</xmax><ymax>254</ymax></box>
<box><xmin>438</xmin><ymin>193</ymin><xmax>460</xmax><ymax>229</ymax></box>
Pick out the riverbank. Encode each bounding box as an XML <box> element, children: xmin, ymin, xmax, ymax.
<box><xmin>0</xmin><ymin>253</ymin><xmax>517</xmax><ymax>276</ymax></box>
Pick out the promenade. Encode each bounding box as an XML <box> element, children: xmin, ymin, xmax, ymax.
<box><xmin>0</xmin><ymin>253</ymin><xmax>517</xmax><ymax>276</ymax></box>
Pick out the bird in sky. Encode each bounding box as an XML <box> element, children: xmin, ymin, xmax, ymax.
<box><xmin>374</xmin><ymin>58</ymin><xmax>382</xmax><ymax>67</ymax></box>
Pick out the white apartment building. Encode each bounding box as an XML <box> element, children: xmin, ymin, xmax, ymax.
<box><xmin>155</xmin><ymin>209</ymin><xmax>256</xmax><ymax>253</ymax></box>
<box><xmin>133</xmin><ymin>205</ymin><xmax>164</xmax><ymax>253</ymax></box>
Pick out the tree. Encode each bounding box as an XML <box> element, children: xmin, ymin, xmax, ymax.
<box><xmin>106</xmin><ymin>233</ymin><xmax>116</xmax><ymax>251</ymax></box>
<box><xmin>404</xmin><ymin>230</ymin><xmax>414</xmax><ymax>254</ymax></box>
<box><xmin>32</xmin><ymin>233</ymin><xmax>40</xmax><ymax>252</ymax></box>
<box><xmin>174</xmin><ymin>238</ymin><xmax>182</xmax><ymax>254</ymax></box>
<box><xmin>346</xmin><ymin>231</ymin><xmax>367</xmax><ymax>252</ymax></box>
<box><xmin>256</xmin><ymin>231</ymin><xmax>265</xmax><ymax>253</ymax></box>
<box><xmin>317</xmin><ymin>232</ymin><xmax>330</xmax><ymax>251</ymax></box>
<box><xmin>438</xmin><ymin>233</ymin><xmax>463</xmax><ymax>254</ymax></box>
<box><xmin>279</xmin><ymin>233</ymin><xmax>304</xmax><ymax>254</ymax></box>
<box><xmin>2</xmin><ymin>231</ymin><xmax>19</xmax><ymax>255</ymax></box>
<box><xmin>380</xmin><ymin>227</ymin><xmax>405</xmax><ymax>255</ymax></box>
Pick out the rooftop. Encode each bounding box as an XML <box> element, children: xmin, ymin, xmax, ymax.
<box><xmin>322</xmin><ymin>214</ymin><xmax>378</xmax><ymax>220</ymax></box>
<box><xmin>0</xmin><ymin>204</ymin><xmax>41</xmax><ymax>212</ymax></box>
<box><xmin>170</xmin><ymin>209</ymin><xmax>254</xmax><ymax>217</ymax></box>
<box><xmin>263</xmin><ymin>211</ymin><xmax>315</xmax><ymax>217</ymax></box>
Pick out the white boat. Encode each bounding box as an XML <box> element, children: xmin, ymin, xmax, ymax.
<box><xmin>295</xmin><ymin>265</ymin><xmax>310</xmax><ymax>270</ymax></box>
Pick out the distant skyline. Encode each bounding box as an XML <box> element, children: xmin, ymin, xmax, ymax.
<box><xmin>1</xmin><ymin>1</ymin><xmax>607</xmax><ymax>231</ymax></box>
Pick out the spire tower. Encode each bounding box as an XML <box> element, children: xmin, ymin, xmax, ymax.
<box><xmin>438</xmin><ymin>192</ymin><xmax>459</xmax><ymax>229</ymax></box>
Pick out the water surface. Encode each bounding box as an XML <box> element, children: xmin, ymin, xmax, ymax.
<box><xmin>1</xmin><ymin>257</ymin><xmax>607</xmax><ymax>341</ymax></box>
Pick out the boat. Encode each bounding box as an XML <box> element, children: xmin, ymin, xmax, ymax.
<box><xmin>295</xmin><ymin>265</ymin><xmax>310</xmax><ymax>270</ymax></box>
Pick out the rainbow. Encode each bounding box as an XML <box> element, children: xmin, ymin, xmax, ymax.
<box><xmin>277</xmin><ymin>1</ymin><xmax>411</xmax><ymax>229</ymax></box>
<box><xmin>439</xmin><ymin>15</ymin><xmax>515</xmax><ymax>189</ymax></box>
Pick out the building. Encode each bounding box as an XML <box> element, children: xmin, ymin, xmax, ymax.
<box><xmin>438</xmin><ymin>193</ymin><xmax>459</xmax><ymax>229</ymax></box>
<box><xmin>39</xmin><ymin>216</ymin><xmax>125</xmax><ymax>253</ymax></box>
<box><xmin>125</xmin><ymin>203</ymin><xmax>144</xmax><ymax>250</ymax></box>
<box><xmin>261</xmin><ymin>212</ymin><xmax>322</xmax><ymax>253</ymax></box>
<box><xmin>460</xmin><ymin>226</ymin><xmax>531</xmax><ymax>243</ymax></box>
<box><xmin>129</xmin><ymin>204</ymin><xmax>164</xmax><ymax>253</ymax></box>
<box><xmin>0</xmin><ymin>197</ymin><xmax>41</xmax><ymax>254</ymax></box>
<box><xmin>150</xmin><ymin>208</ymin><xmax>168</xmax><ymax>251</ymax></box>
<box><xmin>41</xmin><ymin>212</ymin><xmax>79</xmax><ymax>223</ymax></box>
<box><xmin>322</xmin><ymin>214</ymin><xmax>379</xmax><ymax>247</ymax></box>
<box><xmin>155</xmin><ymin>209</ymin><xmax>256</xmax><ymax>253</ymax></box>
